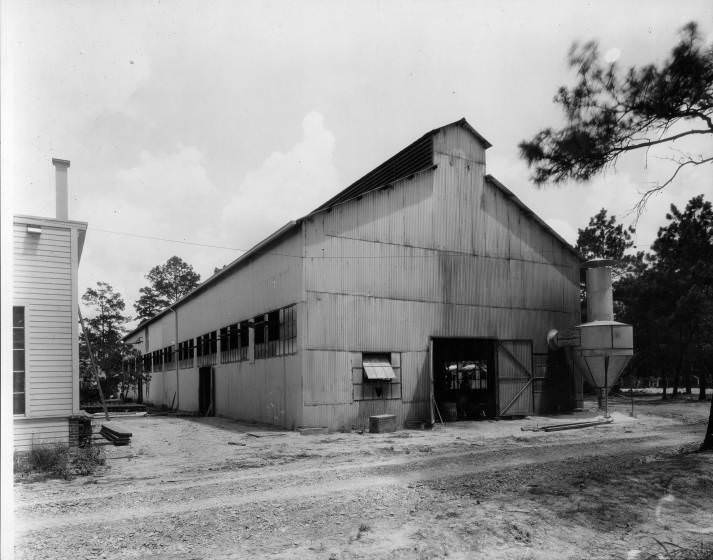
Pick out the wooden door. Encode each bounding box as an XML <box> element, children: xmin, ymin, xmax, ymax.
<box><xmin>497</xmin><ymin>340</ymin><xmax>533</xmax><ymax>416</ymax></box>
<box><xmin>199</xmin><ymin>366</ymin><xmax>213</xmax><ymax>415</ymax></box>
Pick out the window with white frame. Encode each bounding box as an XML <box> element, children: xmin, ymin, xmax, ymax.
<box><xmin>13</xmin><ymin>306</ymin><xmax>26</xmax><ymax>415</ymax></box>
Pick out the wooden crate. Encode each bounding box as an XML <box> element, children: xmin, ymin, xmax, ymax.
<box><xmin>369</xmin><ymin>414</ymin><xmax>396</xmax><ymax>433</ymax></box>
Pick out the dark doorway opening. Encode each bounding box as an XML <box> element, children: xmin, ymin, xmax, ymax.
<box><xmin>199</xmin><ymin>366</ymin><xmax>214</xmax><ymax>416</ymax></box>
<box><xmin>433</xmin><ymin>338</ymin><xmax>497</xmax><ymax>419</ymax></box>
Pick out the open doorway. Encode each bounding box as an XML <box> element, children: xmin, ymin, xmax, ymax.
<box><xmin>198</xmin><ymin>366</ymin><xmax>214</xmax><ymax>416</ymax></box>
<box><xmin>432</xmin><ymin>338</ymin><xmax>497</xmax><ymax>419</ymax></box>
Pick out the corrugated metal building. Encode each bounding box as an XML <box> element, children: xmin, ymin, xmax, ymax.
<box><xmin>124</xmin><ymin>119</ymin><xmax>583</xmax><ymax>430</ymax></box>
<box><xmin>12</xmin><ymin>160</ymin><xmax>89</xmax><ymax>449</ymax></box>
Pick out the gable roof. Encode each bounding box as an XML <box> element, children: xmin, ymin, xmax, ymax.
<box><xmin>125</xmin><ymin>119</ymin><xmax>583</xmax><ymax>340</ymax></box>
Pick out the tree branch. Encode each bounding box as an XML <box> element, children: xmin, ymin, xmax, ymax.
<box><xmin>619</xmin><ymin>129</ymin><xmax>711</xmax><ymax>153</ymax></box>
<box><xmin>632</xmin><ymin>155</ymin><xmax>713</xmax><ymax>221</ymax></box>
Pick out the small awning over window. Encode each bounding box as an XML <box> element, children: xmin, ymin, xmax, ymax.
<box><xmin>363</xmin><ymin>356</ymin><xmax>395</xmax><ymax>380</ymax></box>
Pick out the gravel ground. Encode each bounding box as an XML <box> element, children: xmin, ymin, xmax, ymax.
<box><xmin>13</xmin><ymin>396</ymin><xmax>713</xmax><ymax>559</ymax></box>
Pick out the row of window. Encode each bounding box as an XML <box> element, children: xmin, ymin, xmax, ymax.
<box><xmin>136</xmin><ymin>304</ymin><xmax>297</xmax><ymax>372</ymax></box>
<box><xmin>255</xmin><ymin>306</ymin><xmax>297</xmax><ymax>359</ymax></box>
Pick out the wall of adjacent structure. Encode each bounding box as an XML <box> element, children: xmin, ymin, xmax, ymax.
<box><xmin>301</xmin><ymin>125</ymin><xmax>581</xmax><ymax>429</ymax></box>
<box><xmin>129</xmin><ymin>232</ymin><xmax>304</xmax><ymax>428</ymax></box>
<box><xmin>13</xmin><ymin>217</ymin><xmax>84</xmax><ymax>450</ymax></box>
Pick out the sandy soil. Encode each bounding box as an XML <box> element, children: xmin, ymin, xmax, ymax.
<box><xmin>14</xmin><ymin>396</ymin><xmax>713</xmax><ymax>560</ymax></box>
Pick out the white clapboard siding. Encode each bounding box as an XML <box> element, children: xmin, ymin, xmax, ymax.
<box><xmin>14</xmin><ymin>418</ymin><xmax>70</xmax><ymax>450</ymax></box>
<box><xmin>13</xmin><ymin>218</ymin><xmax>83</xmax><ymax>430</ymax></box>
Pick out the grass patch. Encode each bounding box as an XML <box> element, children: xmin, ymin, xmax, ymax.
<box><xmin>14</xmin><ymin>443</ymin><xmax>106</xmax><ymax>481</ymax></box>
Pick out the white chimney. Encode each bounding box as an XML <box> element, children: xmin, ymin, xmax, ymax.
<box><xmin>52</xmin><ymin>158</ymin><xmax>70</xmax><ymax>220</ymax></box>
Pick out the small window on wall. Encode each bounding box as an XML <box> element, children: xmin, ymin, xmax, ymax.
<box><xmin>13</xmin><ymin>306</ymin><xmax>26</xmax><ymax>415</ymax></box>
<box><xmin>164</xmin><ymin>345</ymin><xmax>173</xmax><ymax>365</ymax></box>
<box><xmin>352</xmin><ymin>352</ymin><xmax>402</xmax><ymax>401</ymax></box>
<box><xmin>153</xmin><ymin>350</ymin><xmax>163</xmax><ymax>371</ymax></box>
<box><xmin>266</xmin><ymin>310</ymin><xmax>280</xmax><ymax>357</ymax></box>
<box><xmin>142</xmin><ymin>354</ymin><xmax>152</xmax><ymax>372</ymax></box>
<box><xmin>220</xmin><ymin>324</ymin><xmax>241</xmax><ymax>364</ymax></box>
<box><xmin>197</xmin><ymin>331</ymin><xmax>217</xmax><ymax>366</ymax></box>
<box><xmin>239</xmin><ymin>321</ymin><xmax>249</xmax><ymax>360</ymax></box>
<box><xmin>279</xmin><ymin>305</ymin><xmax>297</xmax><ymax>355</ymax></box>
<box><xmin>253</xmin><ymin>314</ymin><xmax>267</xmax><ymax>359</ymax></box>
<box><xmin>179</xmin><ymin>339</ymin><xmax>194</xmax><ymax>369</ymax></box>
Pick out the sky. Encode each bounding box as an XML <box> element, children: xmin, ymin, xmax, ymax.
<box><xmin>3</xmin><ymin>0</ymin><xmax>712</xmax><ymax>325</ymax></box>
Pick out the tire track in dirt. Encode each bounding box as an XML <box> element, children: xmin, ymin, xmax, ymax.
<box><xmin>14</xmin><ymin>429</ymin><xmax>688</xmax><ymax>509</ymax></box>
<box><xmin>15</xmin><ymin>431</ymin><xmax>698</xmax><ymax>535</ymax></box>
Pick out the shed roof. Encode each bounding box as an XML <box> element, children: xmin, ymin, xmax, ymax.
<box><xmin>312</xmin><ymin>118</ymin><xmax>490</xmax><ymax>213</ymax></box>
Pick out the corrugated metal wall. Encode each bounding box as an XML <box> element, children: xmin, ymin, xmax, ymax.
<box><xmin>130</xmin><ymin>233</ymin><xmax>304</xmax><ymax>428</ymax></box>
<box><xmin>214</xmin><ymin>354</ymin><xmax>301</xmax><ymax>428</ymax></box>
<box><xmin>302</xmin><ymin>125</ymin><xmax>580</xmax><ymax>429</ymax></box>
<box><xmin>126</xmin><ymin>123</ymin><xmax>581</xmax><ymax>432</ymax></box>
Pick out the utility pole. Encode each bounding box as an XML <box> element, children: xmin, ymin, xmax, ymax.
<box><xmin>78</xmin><ymin>307</ymin><xmax>109</xmax><ymax>421</ymax></box>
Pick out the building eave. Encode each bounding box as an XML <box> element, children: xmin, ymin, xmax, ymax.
<box><xmin>14</xmin><ymin>214</ymin><xmax>88</xmax><ymax>231</ymax></box>
<box><xmin>123</xmin><ymin>220</ymin><xmax>301</xmax><ymax>341</ymax></box>
<box><xmin>484</xmin><ymin>174</ymin><xmax>582</xmax><ymax>261</ymax></box>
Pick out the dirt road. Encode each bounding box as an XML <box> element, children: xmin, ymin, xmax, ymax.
<box><xmin>14</xmin><ymin>398</ymin><xmax>713</xmax><ymax>559</ymax></box>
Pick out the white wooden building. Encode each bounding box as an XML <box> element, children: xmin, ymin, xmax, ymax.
<box><xmin>124</xmin><ymin>119</ymin><xmax>583</xmax><ymax>430</ymax></box>
<box><xmin>12</xmin><ymin>159</ymin><xmax>88</xmax><ymax>450</ymax></box>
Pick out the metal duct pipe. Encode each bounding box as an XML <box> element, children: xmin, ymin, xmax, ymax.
<box><xmin>547</xmin><ymin>258</ymin><xmax>634</xmax><ymax>416</ymax></box>
<box><xmin>584</xmin><ymin>259</ymin><xmax>615</xmax><ymax>322</ymax></box>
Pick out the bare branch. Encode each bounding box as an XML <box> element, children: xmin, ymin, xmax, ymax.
<box><xmin>631</xmin><ymin>155</ymin><xmax>713</xmax><ymax>223</ymax></box>
<box><xmin>620</xmin><ymin>129</ymin><xmax>710</xmax><ymax>152</ymax></box>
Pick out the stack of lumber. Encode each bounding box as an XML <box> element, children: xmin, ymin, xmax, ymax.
<box><xmin>405</xmin><ymin>418</ymin><xmax>426</xmax><ymax>430</ymax></box>
<box><xmin>100</xmin><ymin>422</ymin><xmax>133</xmax><ymax>446</ymax></box>
<box><xmin>521</xmin><ymin>418</ymin><xmax>613</xmax><ymax>432</ymax></box>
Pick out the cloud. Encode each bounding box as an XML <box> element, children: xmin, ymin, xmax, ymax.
<box><xmin>77</xmin><ymin>112</ymin><xmax>340</xmax><ymax>315</ymax></box>
<box><xmin>220</xmin><ymin>111</ymin><xmax>339</xmax><ymax>247</ymax></box>
<box><xmin>77</xmin><ymin>144</ymin><xmax>227</xmax><ymax>314</ymax></box>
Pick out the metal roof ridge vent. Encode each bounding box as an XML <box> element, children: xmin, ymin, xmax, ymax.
<box><xmin>52</xmin><ymin>158</ymin><xmax>71</xmax><ymax>221</ymax></box>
